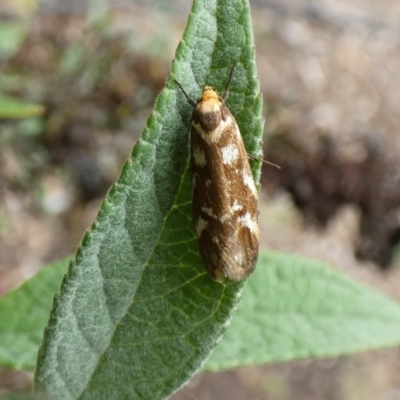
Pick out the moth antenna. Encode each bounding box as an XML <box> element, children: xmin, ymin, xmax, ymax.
<box><xmin>222</xmin><ymin>64</ymin><xmax>236</xmax><ymax>101</ymax></box>
<box><xmin>248</xmin><ymin>154</ymin><xmax>281</xmax><ymax>169</ymax></box>
<box><xmin>174</xmin><ymin>79</ymin><xmax>196</xmax><ymax>107</ymax></box>
<box><xmin>263</xmin><ymin>160</ymin><xmax>281</xmax><ymax>169</ymax></box>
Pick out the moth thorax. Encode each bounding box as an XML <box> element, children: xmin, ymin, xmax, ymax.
<box><xmin>195</xmin><ymin>87</ymin><xmax>223</xmax><ymax>132</ymax></box>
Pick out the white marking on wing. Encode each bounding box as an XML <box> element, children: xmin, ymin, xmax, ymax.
<box><xmin>193</xmin><ymin>147</ymin><xmax>207</xmax><ymax>167</ymax></box>
<box><xmin>192</xmin><ymin>173</ymin><xmax>197</xmax><ymax>189</ymax></box>
<box><xmin>201</xmin><ymin>206</ymin><xmax>215</xmax><ymax>218</ymax></box>
<box><xmin>221</xmin><ymin>143</ymin><xmax>239</xmax><ymax>165</ymax></box>
<box><xmin>233</xmin><ymin>252</ymin><xmax>244</xmax><ymax>264</ymax></box>
<box><xmin>195</xmin><ymin>217</ymin><xmax>208</xmax><ymax>237</ymax></box>
<box><xmin>219</xmin><ymin>213</ymin><xmax>230</xmax><ymax>223</ymax></box>
<box><xmin>232</xmin><ymin>201</ymin><xmax>243</xmax><ymax>212</ymax></box>
<box><xmin>242</xmin><ymin>171</ymin><xmax>257</xmax><ymax>196</ymax></box>
<box><xmin>238</xmin><ymin>212</ymin><xmax>258</xmax><ymax>234</ymax></box>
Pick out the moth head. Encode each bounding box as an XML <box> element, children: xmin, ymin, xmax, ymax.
<box><xmin>197</xmin><ymin>86</ymin><xmax>223</xmax><ymax>114</ymax></box>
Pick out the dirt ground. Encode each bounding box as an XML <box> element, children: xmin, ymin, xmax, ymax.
<box><xmin>1</xmin><ymin>0</ymin><xmax>400</xmax><ymax>399</ymax></box>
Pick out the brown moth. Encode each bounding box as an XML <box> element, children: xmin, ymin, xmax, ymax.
<box><xmin>175</xmin><ymin>71</ymin><xmax>259</xmax><ymax>281</ymax></box>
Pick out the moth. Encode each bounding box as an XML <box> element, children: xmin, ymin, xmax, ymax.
<box><xmin>175</xmin><ymin>69</ymin><xmax>259</xmax><ymax>281</ymax></box>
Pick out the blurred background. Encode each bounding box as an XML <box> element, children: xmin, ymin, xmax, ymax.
<box><xmin>1</xmin><ymin>0</ymin><xmax>400</xmax><ymax>399</ymax></box>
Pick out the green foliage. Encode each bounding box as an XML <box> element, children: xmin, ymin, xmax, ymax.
<box><xmin>0</xmin><ymin>95</ymin><xmax>44</xmax><ymax>119</ymax></box>
<box><xmin>0</xmin><ymin>21</ymin><xmax>44</xmax><ymax>120</ymax></box>
<box><xmin>206</xmin><ymin>251</ymin><xmax>400</xmax><ymax>370</ymax></box>
<box><xmin>1</xmin><ymin>1</ymin><xmax>400</xmax><ymax>399</ymax></box>
<box><xmin>0</xmin><ymin>258</ymin><xmax>71</xmax><ymax>370</ymax></box>
<box><xmin>2</xmin><ymin>252</ymin><xmax>400</xmax><ymax>378</ymax></box>
<box><xmin>32</xmin><ymin>0</ymin><xmax>263</xmax><ymax>399</ymax></box>
<box><xmin>0</xmin><ymin>22</ymin><xmax>27</xmax><ymax>60</ymax></box>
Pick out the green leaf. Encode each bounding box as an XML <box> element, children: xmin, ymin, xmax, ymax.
<box><xmin>0</xmin><ymin>22</ymin><xmax>27</xmax><ymax>59</ymax></box>
<box><xmin>3</xmin><ymin>251</ymin><xmax>400</xmax><ymax>379</ymax></box>
<box><xmin>0</xmin><ymin>394</ymin><xmax>49</xmax><ymax>400</ymax></box>
<box><xmin>34</xmin><ymin>0</ymin><xmax>263</xmax><ymax>399</ymax></box>
<box><xmin>0</xmin><ymin>95</ymin><xmax>45</xmax><ymax>119</ymax></box>
<box><xmin>205</xmin><ymin>251</ymin><xmax>400</xmax><ymax>370</ymax></box>
<box><xmin>0</xmin><ymin>258</ymin><xmax>70</xmax><ymax>370</ymax></box>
